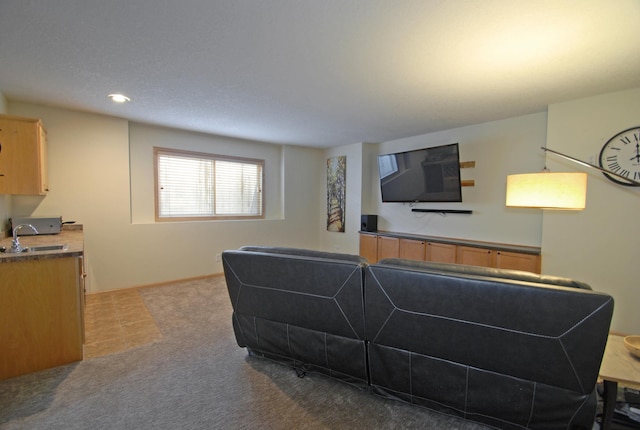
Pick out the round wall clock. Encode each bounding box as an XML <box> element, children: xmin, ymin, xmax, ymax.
<box><xmin>598</xmin><ymin>126</ymin><xmax>640</xmax><ymax>186</ymax></box>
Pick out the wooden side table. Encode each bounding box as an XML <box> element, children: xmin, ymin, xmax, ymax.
<box><xmin>598</xmin><ymin>334</ymin><xmax>640</xmax><ymax>429</ymax></box>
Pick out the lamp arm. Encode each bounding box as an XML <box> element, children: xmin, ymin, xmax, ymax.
<box><xmin>541</xmin><ymin>147</ymin><xmax>640</xmax><ymax>187</ymax></box>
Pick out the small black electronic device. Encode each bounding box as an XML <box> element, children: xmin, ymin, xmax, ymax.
<box><xmin>360</xmin><ymin>215</ymin><xmax>377</xmax><ymax>232</ymax></box>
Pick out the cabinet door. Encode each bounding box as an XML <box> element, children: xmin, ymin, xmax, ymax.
<box><xmin>495</xmin><ymin>251</ymin><xmax>541</xmax><ymax>273</ymax></box>
<box><xmin>399</xmin><ymin>238</ymin><xmax>426</xmax><ymax>261</ymax></box>
<box><xmin>0</xmin><ymin>115</ymin><xmax>47</xmax><ymax>195</ymax></box>
<box><xmin>0</xmin><ymin>256</ymin><xmax>83</xmax><ymax>380</ymax></box>
<box><xmin>359</xmin><ymin>233</ymin><xmax>378</xmax><ymax>263</ymax></box>
<box><xmin>377</xmin><ymin>236</ymin><xmax>400</xmax><ymax>261</ymax></box>
<box><xmin>457</xmin><ymin>246</ymin><xmax>493</xmax><ymax>267</ymax></box>
<box><xmin>425</xmin><ymin>242</ymin><xmax>457</xmax><ymax>264</ymax></box>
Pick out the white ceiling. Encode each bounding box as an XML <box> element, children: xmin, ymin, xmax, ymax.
<box><xmin>1</xmin><ymin>1</ymin><xmax>639</xmax><ymax>148</ymax></box>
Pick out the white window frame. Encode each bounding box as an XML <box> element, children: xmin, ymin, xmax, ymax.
<box><xmin>154</xmin><ymin>147</ymin><xmax>264</xmax><ymax>221</ymax></box>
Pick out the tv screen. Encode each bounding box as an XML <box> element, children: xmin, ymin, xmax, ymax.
<box><xmin>378</xmin><ymin>143</ymin><xmax>462</xmax><ymax>203</ymax></box>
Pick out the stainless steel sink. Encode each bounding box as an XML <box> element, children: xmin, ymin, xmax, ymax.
<box><xmin>26</xmin><ymin>244</ymin><xmax>68</xmax><ymax>252</ymax></box>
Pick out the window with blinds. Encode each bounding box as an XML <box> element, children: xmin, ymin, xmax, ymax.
<box><xmin>154</xmin><ymin>147</ymin><xmax>264</xmax><ymax>221</ymax></box>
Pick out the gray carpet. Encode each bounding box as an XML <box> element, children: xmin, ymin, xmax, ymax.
<box><xmin>0</xmin><ymin>276</ymin><xmax>490</xmax><ymax>429</ymax></box>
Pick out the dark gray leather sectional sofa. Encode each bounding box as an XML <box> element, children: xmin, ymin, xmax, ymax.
<box><xmin>222</xmin><ymin>247</ymin><xmax>614</xmax><ymax>430</ymax></box>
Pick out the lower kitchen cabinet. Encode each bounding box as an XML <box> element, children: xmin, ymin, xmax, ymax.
<box><xmin>0</xmin><ymin>256</ymin><xmax>84</xmax><ymax>380</ymax></box>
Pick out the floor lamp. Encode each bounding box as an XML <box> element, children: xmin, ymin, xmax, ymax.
<box><xmin>506</xmin><ymin>147</ymin><xmax>640</xmax><ymax>210</ymax></box>
<box><xmin>506</xmin><ymin>170</ymin><xmax>587</xmax><ymax>210</ymax></box>
<box><xmin>506</xmin><ymin>148</ymin><xmax>587</xmax><ymax>210</ymax></box>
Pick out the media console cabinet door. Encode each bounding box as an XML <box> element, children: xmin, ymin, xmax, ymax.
<box><xmin>495</xmin><ymin>250</ymin><xmax>541</xmax><ymax>273</ymax></box>
<box><xmin>359</xmin><ymin>233</ymin><xmax>378</xmax><ymax>263</ymax></box>
<box><xmin>457</xmin><ymin>246</ymin><xmax>493</xmax><ymax>267</ymax></box>
<box><xmin>377</xmin><ymin>236</ymin><xmax>400</xmax><ymax>261</ymax></box>
<box><xmin>426</xmin><ymin>242</ymin><xmax>456</xmax><ymax>264</ymax></box>
<box><xmin>399</xmin><ymin>238</ymin><xmax>426</xmax><ymax>261</ymax></box>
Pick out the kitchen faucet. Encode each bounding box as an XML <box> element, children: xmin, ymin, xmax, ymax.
<box><xmin>8</xmin><ymin>224</ymin><xmax>39</xmax><ymax>253</ymax></box>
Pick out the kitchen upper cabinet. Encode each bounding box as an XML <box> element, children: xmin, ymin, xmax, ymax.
<box><xmin>0</xmin><ymin>114</ymin><xmax>48</xmax><ymax>195</ymax></box>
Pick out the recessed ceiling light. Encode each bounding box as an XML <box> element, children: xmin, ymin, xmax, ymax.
<box><xmin>108</xmin><ymin>93</ymin><xmax>131</xmax><ymax>103</ymax></box>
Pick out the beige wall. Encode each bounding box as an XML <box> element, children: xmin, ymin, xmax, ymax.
<box><xmin>544</xmin><ymin>87</ymin><xmax>640</xmax><ymax>334</ymax></box>
<box><xmin>6</xmin><ymin>102</ymin><xmax>324</xmax><ymax>292</ymax></box>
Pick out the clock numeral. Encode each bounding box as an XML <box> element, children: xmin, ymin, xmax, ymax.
<box><xmin>620</xmin><ymin>169</ymin><xmax>631</xmax><ymax>178</ymax></box>
<box><xmin>620</xmin><ymin>136</ymin><xmax>632</xmax><ymax>145</ymax></box>
<box><xmin>608</xmin><ymin>161</ymin><xmax>621</xmax><ymax>172</ymax></box>
<box><xmin>634</xmin><ymin>171</ymin><xmax>640</xmax><ymax>180</ymax></box>
<box><xmin>606</xmin><ymin>155</ymin><xmax>618</xmax><ymax>162</ymax></box>
<box><xmin>609</xmin><ymin>146</ymin><xmax>621</xmax><ymax>151</ymax></box>
<box><xmin>634</xmin><ymin>132</ymin><xmax>640</xmax><ymax>143</ymax></box>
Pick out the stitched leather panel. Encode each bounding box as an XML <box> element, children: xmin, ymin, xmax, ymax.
<box><xmin>223</xmin><ymin>249</ymin><xmax>366</xmax><ymax>339</ymax></box>
<box><xmin>235</xmin><ymin>314</ymin><xmax>368</xmax><ymax>386</ymax></box>
<box><xmin>365</xmin><ymin>261</ymin><xmax>612</xmax><ymax>429</ymax></box>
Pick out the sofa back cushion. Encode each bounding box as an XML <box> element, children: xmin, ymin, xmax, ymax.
<box><xmin>224</xmin><ymin>247</ymin><xmax>367</xmax><ymax>340</ymax></box>
<box><xmin>378</xmin><ymin>258</ymin><xmax>592</xmax><ymax>289</ymax></box>
<box><xmin>222</xmin><ymin>247</ymin><xmax>368</xmax><ymax>386</ymax></box>
<box><xmin>365</xmin><ymin>259</ymin><xmax>613</xmax><ymax>429</ymax></box>
<box><xmin>238</xmin><ymin>245</ymin><xmax>367</xmax><ymax>264</ymax></box>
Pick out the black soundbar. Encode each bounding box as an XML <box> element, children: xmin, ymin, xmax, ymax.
<box><xmin>411</xmin><ymin>209</ymin><xmax>472</xmax><ymax>214</ymax></box>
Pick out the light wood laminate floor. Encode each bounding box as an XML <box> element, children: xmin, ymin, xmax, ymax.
<box><xmin>84</xmin><ymin>288</ymin><xmax>162</xmax><ymax>358</ymax></box>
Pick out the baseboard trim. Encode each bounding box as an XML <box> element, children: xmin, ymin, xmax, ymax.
<box><xmin>86</xmin><ymin>273</ymin><xmax>224</xmax><ymax>296</ymax></box>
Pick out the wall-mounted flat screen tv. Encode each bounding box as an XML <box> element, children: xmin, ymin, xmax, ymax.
<box><xmin>378</xmin><ymin>143</ymin><xmax>462</xmax><ymax>203</ymax></box>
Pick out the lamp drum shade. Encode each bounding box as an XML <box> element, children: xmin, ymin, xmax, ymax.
<box><xmin>506</xmin><ymin>172</ymin><xmax>587</xmax><ymax>210</ymax></box>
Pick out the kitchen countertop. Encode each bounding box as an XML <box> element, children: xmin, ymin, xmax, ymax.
<box><xmin>0</xmin><ymin>225</ymin><xmax>84</xmax><ymax>263</ymax></box>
